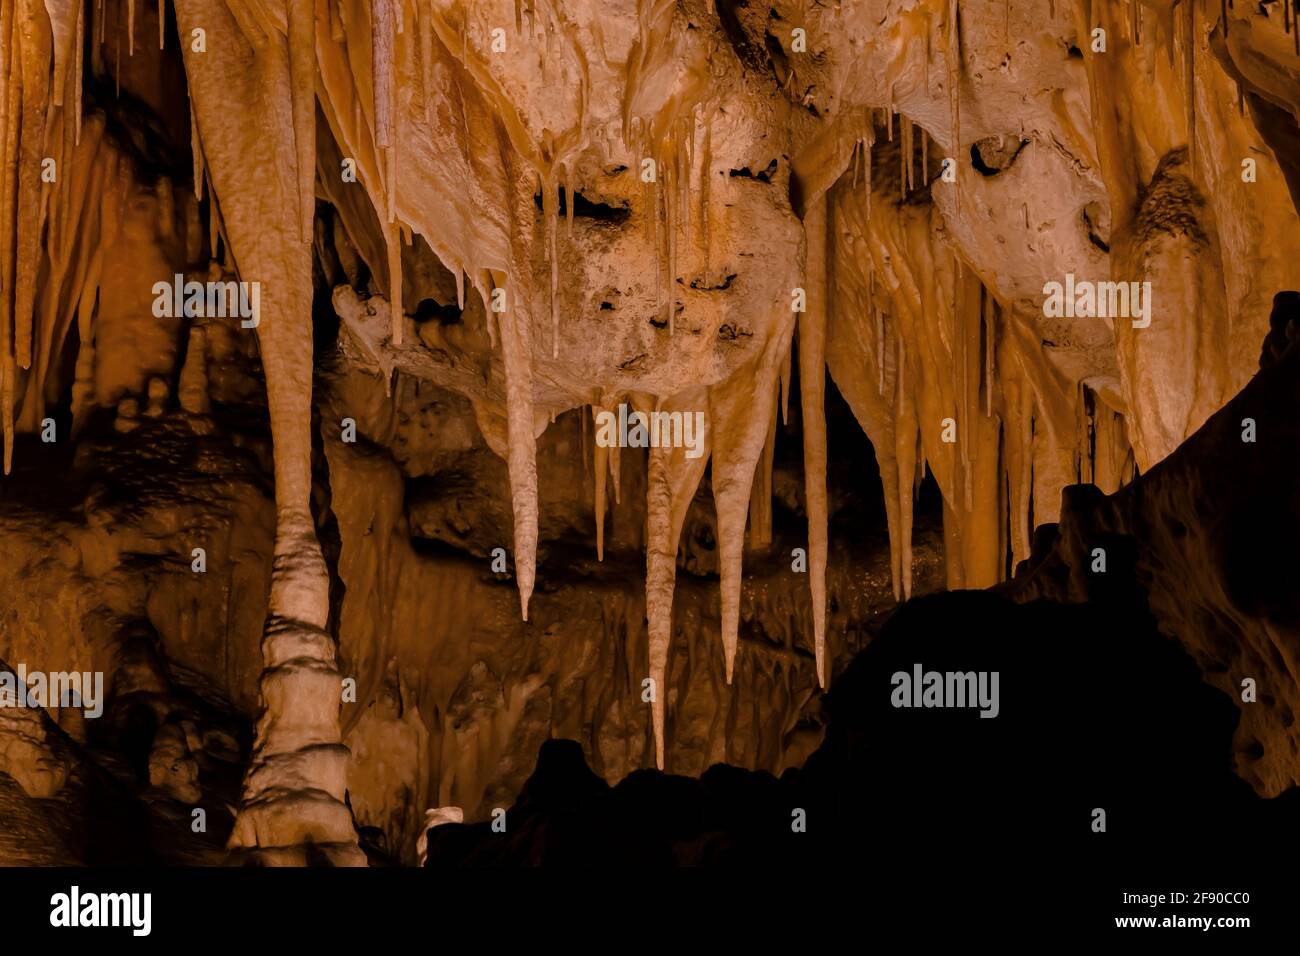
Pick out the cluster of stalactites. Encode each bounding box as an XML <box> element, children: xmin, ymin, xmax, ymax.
<box><xmin>825</xmin><ymin>133</ymin><xmax>1137</xmax><ymax>603</ymax></box>
<box><xmin>4</xmin><ymin>0</ymin><xmax>1150</xmax><ymax>777</ymax></box>
<box><xmin>0</xmin><ymin>0</ymin><xmax>192</xmax><ymax>473</ymax></box>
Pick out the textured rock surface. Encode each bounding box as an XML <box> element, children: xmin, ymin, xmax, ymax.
<box><xmin>0</xmin><ymin>0</ymin><xmax>1298</xmax><ymax>865</ymax></box>
<box><xmin>1009</xmin><ymin>293</ymin><xmax>1300</xmax><ymax>796</ymax></box>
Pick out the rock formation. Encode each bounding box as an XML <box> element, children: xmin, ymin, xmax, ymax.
<box><xmin>0</xmin><ymin>0</ymin><xmax>1297</xmax><ymax>870</ymax></box>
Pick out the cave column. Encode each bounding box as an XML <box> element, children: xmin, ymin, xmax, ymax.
<box><xmin>173</xmin><ymin>0</ymin><xmax>363</xmax><ymax>865</ymax></box>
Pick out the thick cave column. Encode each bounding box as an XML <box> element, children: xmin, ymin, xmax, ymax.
<box><xmin>173</xmin><ymin>0</ymin><xmax>362</xmax><ymax>865</ymax></box>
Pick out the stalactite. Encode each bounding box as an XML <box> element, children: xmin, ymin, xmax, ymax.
<box><xmin>543</xmin><ymin>174</ymin><xmax>560</xmax><ymax>356</ymax></box>
<box><xmin>664</xmin><ymin>137</ymin><xmax>677</xmax><ymax>335</ymax></box>
<box><xmin>899</xmin><ymin>116</ymin><xmax>906</xmax><ymax>199</ymax></box>
<box><xmin>877</xmin><ymin>302</ymin><xmax>886</xmax><ymax>394</ymax></box>
<box><xmin>564</xmin><ymin>162</ymin><xmax>574</xmax><ymax>238</ymax></box>
<box><xmin>700</xmin><ymin>113</ymin><xmax>711</xmax><ymax>274</ymax></box>
<box><xmin>642</xmin><ymin>394</ymin><xmax>709</xmax><ymax>768</ymax></box>
<box><xmin>373</xmin><ymin>1</ymin><xmax>395</xmax><ymax>168</ymax></box>
<box><xmin>288</xmin><ymin>0</ymin><xmax>315</xmax><ymax>244</ymax></box>
<box><xmin>800</xmin><ymin>198</ymin><xmax>830</xmax><ymax>687</ymax></box>
<box><xmin>69</xmin><ymin>240</ymin><xmax>102</xmax><ymax>433</ymax></box>
<box><xmin>494</xmin><ymin>268</ymin><xmax>539</xmax><ymax>622</ymax></box>
<box><xmin>207</xmin><ymin>169</ymin><xmax>220</xmax><ymax>259</ymax></box>
<box><xmin>904</xmin><ymin>117</ymin><xmax>913</xmax><ymax>193</ymax></box>
<box><xmin>779</xmin><ymin>346</ymin><xmax>792</xmax><ymax>425</ymax></box>
<box><xmin>419</xmin><ymin>5</ymin><xmax>433</xmax><ymax>123</ymax></box>
<box><xmin>983</xmin><ymin>291</ymin><xmax>995</xmax><ymax>417</ymax></box>
<box><xmin>957</xmin><ymin>263</ymin><xmax>973</xmax><ymax>514</ymax></box>
<box><xmin>47</xmin><ymin>0</ymin><xmax>74</xmax><ymax>110</ymax></box>
<box><xmin>748</xmin><ymin>401</ymin><xmax>776</xmax><ymax>549</ymax></box>
<box><xmin>680</xmin><ymin>114</ymin><xmax>691</xmax><ymax>236</ymax></box>
<box><xmin>593</xmin><ymin>410</ymin><xmax>608</xmax><ymax>561</ymax></box>
<box><xmin>0</xmin><ymin>0</ymin><xmax>1271</xmax><ymax>825</ymax></box>
<box><xmin>74</xmin><ymin>2</ymin><xmax>84</xmax><ymax>145</ymax></box>
<box><xmin>710</xmin><ymin>286</ymin><xmax>796</xmax><ymax>680</ymax></box>
<box><xmin>1</xmin><ymin>2</ymin><xmax>14</xmax><ymax>468</ymax></box>
<box><xmin>926</xmin><ymin>16</ymin><xmax>932</xmax><ymax>91</ymax></box>
<box><xmin>948</xmin><ymin>0</ymin><xmax>961</xmax><ymax>206</ymax></box>
<box><xmin>896</xmin><ymin>333</ymin><xmax>916</xmax><ymax>600</ymax></box>
<box><xmin>484</xmin><ymin>273</ymin><xmax>499</xmax><ymax>349</ymax></box>
<box><xmin>14</xmin><ymin>13</ymin><xmax>50</xmax><ymax>374</ymax></box>
<box><xmin>1185</xmin><ymin>0</ymin><xmax>1196</xmax><ymax>174</ymax></box>
<box><xmin>386</xmin><ymin>221</ymin><xmax>403</xmax><ymax>345</ymax></box>
<box><xmin>865</xmin><ymin>123</ymin><xmax>873</xmax><ymax>220</ymax></box>
<box><xmin>608</xmin><ymin>426</ymin><xmax>621</xmax><ymax>505</ymax></box>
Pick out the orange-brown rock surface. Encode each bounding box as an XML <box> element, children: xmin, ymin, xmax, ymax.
<box><xmin>0</xmin><ymin>0</ymin><xmax>1298</xmax><ymax>866</ymax></box>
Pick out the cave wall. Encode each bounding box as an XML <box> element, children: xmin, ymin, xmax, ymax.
<box><xmin>1</xmin><ymin>0</ymin><xmax>1299</xmax><ymax>862</ymax></box>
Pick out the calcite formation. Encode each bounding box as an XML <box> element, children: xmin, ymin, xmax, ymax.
<box><xmin>0</xmin><ymin>0</ymin><xmax>1297</xmax><ymax>866</ymax></box>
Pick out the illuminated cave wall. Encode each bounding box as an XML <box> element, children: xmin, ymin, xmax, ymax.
<box><xmin>0</xmin><ymin>0</ymin><xmax>1298</xmax><ymax>864</ymax></box>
